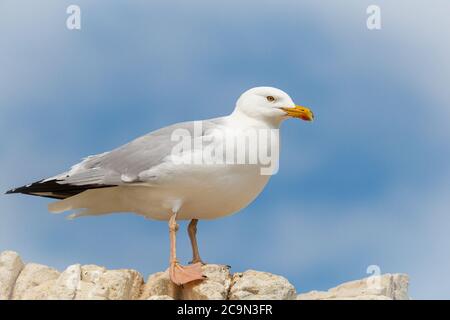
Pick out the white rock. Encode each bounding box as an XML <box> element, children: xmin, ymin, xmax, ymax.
<box><xmin>140</xmin><ymin>271</ymin><xmax>179</xmax><ymax>300</ymax></box>
<box><xmin>80</xmin><ymin>264</ymin><xmax>106</xmax><ymax>283</ymax></box>
<box><xmin>9</xmin><ymin>260</ymin><xmax>144</xmax><ymax>300</ymax></box>
<box><xmin>74</xmin><ymin>281</ymin><xmax>103</xmax><ymax>300</ymax></box>
<box><xmin>229</xmin><ymin>270</ymin><xmax>296</xmax><ymax>300</ymax></box>
<box><xmin>147</xmin><ymin>295</ymin><xmax>174</xmax><ymax>300</ymax></box>
<box><xmin>296</xmin><ymin>290</ymin><xmax>330</xmax><ymax>300</ymax></box>
<box><xmin>21</xmin><ymin>279</ymin><xmax>58</xmax><ymax>300</ymax></box>
<box><xmin>48</xmin><ymin>264</ymin><xmax>81</xmax><ymax>300</ymax></box>
<box><xmin>0</xmin><ymin>250</ymin><xmax>411</xmax><ymax>301</ymax></box>
<box><xmin>296</xmin><ymin>273</ymin><xmax>409</xmax><ymax>300</ymax></box>
<box><xmin>0</xmin><ymin>251</ymin><xmax>24</xmax><ymax>300</ymax></box>
<box><xmin>181</xmin><ymin>264</ymin><xmax>232</xmax><ymax>300</ymax></box>
<box><xmin>331</xmin><ymin>295</ymin><xmax>392</xmax><ymax>300</ymax></box>
<box><xmin>74</xmin><ymin>265</ymin><xmax>109</xmax><ymax>300</ymax></box>
<box><xmin>12</xmin><ymin>263</ymin><xmax>60</xmax><ymax>300</ymax></box>
<box><xmin>96</xmin><ymin>269</ymin><xmax>143</xmax><ymax>300</ymax></box>
<box><xmin>141</xmin><ymin>265</ymin><xmax>232</xmax><ymax>300</ymax></box>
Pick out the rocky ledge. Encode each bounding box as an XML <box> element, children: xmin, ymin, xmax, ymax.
<box><xmin>0</xmin><ymin>251</ymin><xmax>409</xmax><ymax>300</ymax></box>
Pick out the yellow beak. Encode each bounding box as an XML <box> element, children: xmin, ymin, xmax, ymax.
<box><xmin>281</xmin><ymin>105</ymin><xmax>314</xmax><ymax>121</ymax></box>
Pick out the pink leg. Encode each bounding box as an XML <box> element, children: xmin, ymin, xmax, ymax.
<box><xmin>188</xmin><ymin>219</ymin><xmax>206</xmax><ymax>265</ymax></box>
<box><xmin>168</xmin><ymin>213</ymin><xmax>205</xmax><ymax>285</ymax></box>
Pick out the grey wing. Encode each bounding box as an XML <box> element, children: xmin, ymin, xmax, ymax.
<box><xmin>6</xmin><ymin>118</ymin><xmax>226</xmax><ymax>199</ymax></box>
<box><xmin>62</xmin><ymin>119</ymin><xmax>224</xmax><ymax>185</ymax></box>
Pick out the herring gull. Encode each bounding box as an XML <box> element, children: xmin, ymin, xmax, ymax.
<box><xmin>6</xmin><ymin>86</ymin><xmax>314</xmax><ymax>285</ymax></box>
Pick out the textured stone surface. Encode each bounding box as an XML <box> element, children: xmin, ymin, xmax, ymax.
<box><xmin>75</xmin><ymin>265</ymin><xmax>108</xmax><ymax>300</ymax></box>
<box><xmin>1</xmin><ymin>251</ymin><xmax>410</xmax><ymax>300</ymax></box>
<box><xmin>95</xmin><ymin>269</ymin><xmax>143</xmax><ymax>300</ymax></box>
<box><xmin>7</xmin><ymin>259</ymin><xmax>144</xmax><ymax>300</ymax></box>
<box><xmin>0</xmin><ymin>251</ymin><xmax>24</xmax><ymax>300</ymax></box>
<box><xmin>21</xmin><ymin>278</ymin><xmax>58</xmax><ymax>300</ymax></box>
<box><xmin>12</xmin><ymin>263</ymin><xmax>60</xmax><ymax>300</ymax></box>
<box><xmin>229</xmin><ymin>270</ymin><xmax>297</xmax><ymax>300</ymax></box>
<box><xmin>181</xmin><ymin>264</ymin><xmax>232</xmax><ymax>300</ymax></box>
<box><xmin>147</xmin><ymin>295</ymin><xmax>174</xmax><ymax>300</ymax></box>
<box><xmin>49</xmin><ymin>264</ymin><xmax>81</xmax><ymax>299</ymax></box>
<box><xmin>140</xmin><ymin>264</ymin><xmax>232</xmax><ymax>300</ymax></box>
<box><xmin>140</xmin><ymin>271</ymin><xmax>179</xmax><ymax>299</ymax></box>
<box><xmin>297</xmin><ymin>274</ymin><xmax>410</xmax><ymax>300</ymax></box>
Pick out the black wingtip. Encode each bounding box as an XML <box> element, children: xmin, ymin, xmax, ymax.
<box><xmin>5</xmin><ymin>188</ymin><xmax>16</xmax><ymax>195</ymax></box>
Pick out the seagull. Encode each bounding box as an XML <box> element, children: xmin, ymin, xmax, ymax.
<box><xmin>5</xmin><ymin>87</ymin><xmax>314</xmax><ymax>285</ymax></box>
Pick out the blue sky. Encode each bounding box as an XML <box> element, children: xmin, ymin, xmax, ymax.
<box><xmin>1</xmin><ymin>0</ymin><xmax>450</xmax><ymax>299</ymax></box>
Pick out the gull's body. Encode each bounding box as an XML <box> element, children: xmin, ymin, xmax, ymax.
<box><xmin>47</xmin><ymin>114</ymin><xmax>274</xmax><ymax>221</ymax></box>
<box><xmin>56</xmin><ymin>165</ymin><xmax>270</xmax><ymax>221</ymax></box>
<box><xmin>6</xmin><ymin>86</ymin><xmax>313</xmax><ymax>285</ymax></box>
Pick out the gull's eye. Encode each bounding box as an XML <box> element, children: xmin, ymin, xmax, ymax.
<box><xmin>266</xmin><ymin>96</ymin><xmax>275</xmax><ymax>102</ymax></box>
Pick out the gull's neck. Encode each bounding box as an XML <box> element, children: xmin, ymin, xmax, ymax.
<box><xmin>226</xmin><ymin>108</ymin><xmax>283</xmax><ymax>129</ymax></box>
